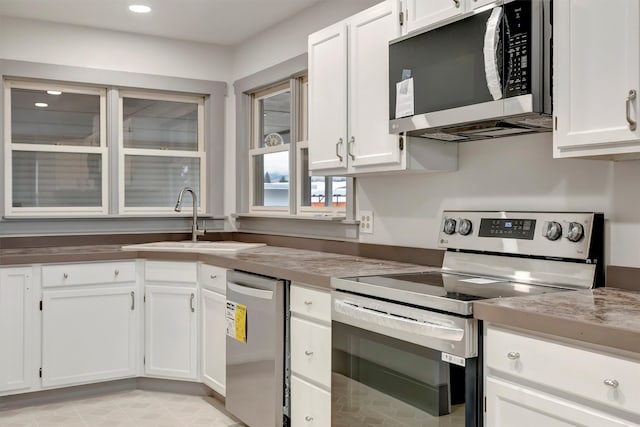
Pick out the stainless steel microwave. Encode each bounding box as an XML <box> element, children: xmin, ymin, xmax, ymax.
<box><xmin>389</xmin><ymin>0</ymin><xmax>552</xmax><ymax>142</ymax></box>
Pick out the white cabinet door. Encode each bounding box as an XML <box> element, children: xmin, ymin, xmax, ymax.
<box><xmin>201</xmin><ymin>288</ymin><xmax>225</xmax><ymax>395</ymax></box>
<box><xmin>291</xmin><ymin>376</ymin><xmax>331</xmax><ymax>427</ymax></box>
<box><xmin>554</xmin><ymin>0</ymin><xmax>640</xmax><ymax>158</ymax></box>
<box><xmin>42</xmin><ymin>286</ymin><xmax>137</xmax><ymax>387</ymax></box>
<box><xmin>349</xmin><ymin>0</ymin><xmax>402</xmax><ymax>170</ymax></box>
<box><xmin>308</xmin><ymin>21</ymin><xmax>348</xmax><ymax>172</ymax></box>
<box><xmin>0</xmin><ymin>268</ymin><xmax>34</xmax><ymax>393</ymax></box>
<box><xmin>405</xmin><ymin>0</ymin><xmax>465</xmax><ymax>33</ymax></box>
<box><xmin>145</xmin><ymin>285</ymin><xmax>198</xmax><ymax>380</ymax></box>
<box><xmin>486</xmin><ymin>377</ymin><xmax>636</xmax><ymax>427</ymax></box>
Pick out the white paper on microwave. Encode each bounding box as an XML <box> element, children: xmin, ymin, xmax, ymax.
<box><xmin>483</xmin><ymin>7</ymin><xmax>504</xmax><ymax>101</ymax></box>
<box><xmin>395</xmin><ymin>77</ymin><xmax>414</xmax><ymax>118</ymax></box>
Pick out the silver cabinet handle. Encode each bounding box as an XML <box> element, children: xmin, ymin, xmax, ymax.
<box><xmin>304</xmin><ymin>350</ymin><xmax>314</xmax><ymax>356</ymax></box>
<box><xmin>114</xmin><ymin>269</ymin><xmax>120</xmax><ymax>277</ymax></box>
<box><xmin>453</xmin><ymin>0</ymin><xmax>460</xmax><ymax>7</ymax></box>
<box><xmin>210</xmin><ymin>274</ymin><xmax>217</xmax><ymax>279</ymax></box>
<box><xmin>604</xmin><ymin>379</ymin><xmax>619</xmax><ymax>389</ymax></box>
<box><xmin>626</xmin><ymin>90</ymin><xmax>637</xmax><ymax>131</ymax></box>
<box><xmin>190</xmin><ymin>293</ymin><xmax>195</xmax><ymax>312</ymax></box>
<box><xmin>507</xmin><ymin>352</ymin><xmax>520</xmax><ymax>360</ymax></box>
<box><xmin>130</xmin><ymin>291</ymin><xmax>135</xmax><ymax>310</ymax></box>
<box><xmin>63</xmin><ymin>273</ymin><xmax>68</xmax><ymax>279</ymax></box>
<box><xmin>305</xmin><ymin>416</ymin><xmax>314</xmax><ymax>422</ymax></box>
<box><xmin>335</xmin><ymin>138</ymin><xmax>344</xmax><ymax>161</ymax></box>
<box><xmin>304</xmin><ymin>300</ymin><xmax>313</xmax><ymax>306</ymax></box>
<box><xmin>348</xmin><ymin>136</ymin><xmax>355</xmax><ymax>160</ymax></box>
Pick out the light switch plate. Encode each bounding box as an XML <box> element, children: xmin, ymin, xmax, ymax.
<box><xmin>359</xmin><ymin>210</ymin><xmax>374</xmax><ymax>234</ymax></box>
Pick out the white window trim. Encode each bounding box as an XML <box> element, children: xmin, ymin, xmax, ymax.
<box><xmin>249</xmin><ymin>83</ymin><xmax>292</xmax><ymax>214</ymax></box>
<box><xmin>296</xmin><ymin>141</ymin><xmax>346</xmax><ymax>216</ymax></box>
<box><xmin>4</xmin><ymin>80</ymin><xmax>108</xmax><ymax>217</ymax></box>
<box><xmin>117</xmin><ymin>90</ymin><xmax>206</xmax><ymax>215</ymax></box>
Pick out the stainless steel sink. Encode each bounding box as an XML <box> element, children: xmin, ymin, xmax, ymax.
<box><xmin>121</xmin><ymin>241</ymin><xmax>266</xmax><ymax>253</ymax></box>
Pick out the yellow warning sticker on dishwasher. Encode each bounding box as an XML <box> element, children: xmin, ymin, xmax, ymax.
<box><xmin>225</xmin><ymin>301</ymin><xmax>247</xmax><ymax>343</ymax></box>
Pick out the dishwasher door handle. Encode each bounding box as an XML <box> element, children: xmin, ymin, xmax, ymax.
<box><xmin>228</xmin><ymin>282</ymin><xmax>274</xmax><ymax>300</ymax></box>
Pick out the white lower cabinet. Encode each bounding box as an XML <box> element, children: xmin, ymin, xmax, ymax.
<box><xmin>0</xmin><ymin>267</ymin><xmax>35</xmax><ymax>394</ymax></box>
<box><xmin>485</xmin><ymin>324</ymin><xmax>640</xmax><ymax>427</ymax></box>
<box><xmin>199</xmin><ymin>263</ymin><xmax>227</xmax><ymax>395</ymax></box>
<box><xmin>41</xmin><ymin>261</ymin><xmax>138</xmax><ymax>388</ymax></box>
<box><xmin>144</xmin><ymin>261</ymin><xmax>199</xmax><ymax>381</ymax></box>
<box><xmin>290</xmin><ymin>284</ymin><xmax>332</xmax><ymax>427</ymax></box>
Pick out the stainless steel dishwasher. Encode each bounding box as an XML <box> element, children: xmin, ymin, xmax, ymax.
<box><xmin>225</xmin><ymin>270</ymin><xmax>290</xmax><ymax>427</ymax></box>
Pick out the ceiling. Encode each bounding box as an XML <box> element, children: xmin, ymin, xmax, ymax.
<box><xmin>0</xmin><ymin>0</ymin><xmax>325</xmax><ymax>46</ymax></box>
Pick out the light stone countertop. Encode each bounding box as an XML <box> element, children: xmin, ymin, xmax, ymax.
<box><xmin>474</xmin><ymin>287</ymin><xmax>640</xmax><ymax>354</ymax></box>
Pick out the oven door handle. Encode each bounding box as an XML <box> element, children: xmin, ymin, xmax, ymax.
<box><xmin>334</xmin><ymin>300</ymin><xmax>465</xmax><ymax>342</ymax></box>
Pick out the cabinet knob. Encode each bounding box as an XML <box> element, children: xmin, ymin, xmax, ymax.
<box><xmin>336</xmin><ymin>138</ymin><xmax>344</xmax><ymax>162</ymax></box>
<box><xmin>305</xmin><ymin>416</ymin><xmax>314</xmax><ymax>422</ymax></box>
<box><xmin>114</xmin><ymin>269</ymin><xmax>120</xmax><ymax>276</ymax></box>
<box><xmin>63</xmin><ymin>273</ymin><xmax>68</xmax><ymax>279</ymax></box>
<box><xmin>626</xmin><ymin>89</ymin><xmax>637</xmax><ymax>131</ymax></box>
<box><xmin>453</xmin><ymin>0</ymin><xmax>461</xmax><ymax>7</ymax></box>
<box><xmin>507</xmin><ymin>352</ymin><xmax>520</xmax><ymax>360</ymax></box>
<box><xmin>304</xmin><ymin>300</ymin><xmax>313</xmax><ymax>306</ymax></box>
<box><xmin>604</xmin><ymin>379</ymin><xmax>619</xmax><ymax>389</ymax></box>
<box><xmin>210</xmin><ymin>274</ymin><xmax>217</xmax><ymax>279</ymax></box>
<box><xmin>304</xmin><ymin>350</ymin><xmax>314</xmax><ymax>356</ymax></box>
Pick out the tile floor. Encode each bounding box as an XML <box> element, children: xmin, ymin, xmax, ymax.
<box><xmin>0</xmin><ymin>389</ymin><xmax>245</xmax><ymax>427</ymax></box>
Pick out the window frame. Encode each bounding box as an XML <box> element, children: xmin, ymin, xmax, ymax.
<box><xmin>117</xmin><ymin>89</ymin><xmax>206</xmax><ymax>215</ymax></box>
<box><xmin>4</xmin><ymin>79</ymin><xmax>109</xmax><ymax>217</ymax></box>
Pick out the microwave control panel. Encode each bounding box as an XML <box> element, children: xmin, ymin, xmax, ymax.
<box><xmin>504</xmin><ymin>2</ymin><xmax>531</xmax><ymax>98</ymax></box>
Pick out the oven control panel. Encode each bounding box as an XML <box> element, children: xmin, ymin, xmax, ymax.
<box><xmin>438</xmin><ymin>211</ymin><xmax>603</xmax><ymax>260</ymax></box>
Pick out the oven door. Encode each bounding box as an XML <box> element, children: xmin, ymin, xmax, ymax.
<box><xmin>331</xmin><ymin>293</ymin><xmax>481</xmax><ymax>427</ymax></box>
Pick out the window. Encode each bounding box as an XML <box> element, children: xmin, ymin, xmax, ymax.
<box><xmin>249</xmin><ymin>78</ymin><xmax>345</xmax><ymax>215</ymax></box>
<box><xmin>4</xmin><ymin>75</ymin><xmax>214</xmax><ymax>218</ymax></box>
<box><xmin>5</xmin><ymin>80</ymin><xmax>107</xmax><ymax>216</ymax></box>
<box><xmin>119</xmin><ymin>91</ymin><xmax>205</xmax><ymax>214</ymax></box>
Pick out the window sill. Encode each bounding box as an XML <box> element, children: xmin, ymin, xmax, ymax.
<box><xmin>232</xmin><ymin>213</ymin><xmax>359</xmax><ymax>240</ymax></box>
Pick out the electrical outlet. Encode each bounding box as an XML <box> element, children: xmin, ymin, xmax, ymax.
<box><xmin>359</xmin><ymin>210</ymin><xmax>374</xmax><ymax>234</ymax></box>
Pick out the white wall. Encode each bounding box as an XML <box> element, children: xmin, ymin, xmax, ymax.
<box><xmin>0</xmin><ymin>16</ymin><xmax>232</xmax><ymax>80</ymax></box>
<box><xmin>357</xmin><ymin>133</ymin><xmax>640</xmax><ymax>268</ymax></box>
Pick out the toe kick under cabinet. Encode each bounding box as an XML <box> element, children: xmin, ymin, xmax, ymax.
<box><xmin>41</xmin><ymin>261</ymin><xmax>139</xmax><ymax>388</ymax></box>
<box><xmin>485</xmin><ymin>324</ymin><xmax>640</xmax><ymax>427</ymax></box>
<box><xmin>290</xmin><ymin>283</ymin><xmax>332</xmax><ymax>427</ymax></box>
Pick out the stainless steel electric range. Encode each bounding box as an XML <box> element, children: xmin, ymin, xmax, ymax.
<box><xmin>331</xmin><ymin>211</ymin><xmax>604</xmax><ymax>427</ymax></box>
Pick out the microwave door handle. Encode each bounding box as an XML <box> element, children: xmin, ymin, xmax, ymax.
<box><xmin>334</xmin><ymin>299</ymin><xmax>465</xmax><ymax>341</ymax></box>
<box><xmin>483</xmin><ymin>7</ymin><xmax>504</xmax><ymax>101</ymax></box>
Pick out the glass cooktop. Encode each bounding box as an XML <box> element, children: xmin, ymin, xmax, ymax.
<box><xmin>332</xmin><ymin>271</ymin><xmax>569</xmax><ymax>316</ymax></box>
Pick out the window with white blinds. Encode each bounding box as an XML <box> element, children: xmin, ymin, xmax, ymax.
<box><xmin>5</xmin><ymin>81</ymin><xmax>107</xmax><ymax>216</ymax></box>
<box><xmin>119</xmin><ymin>91</ymin><xmax>205</xmax><ymax>214</ymax></box>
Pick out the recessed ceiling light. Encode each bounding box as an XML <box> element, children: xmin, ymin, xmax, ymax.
<box><xmin>34</xmin><ymin>102</ymin><xmax>48</xmax><ymax>108</ymax></box>
<box><xmin>129</xmin><ymin>4</ymin><xmax>151</xmax><ymax>13</ymax></box>
<box><xmin>47</xmin><ymin>90</ymin><xmax>62</xmax><ymax>95</ymax></box>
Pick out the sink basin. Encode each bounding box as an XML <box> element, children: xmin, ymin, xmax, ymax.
<box><xmin>121</xmin><ymin>241</ymin><xmax>266</xmax><ymax>253</ymax></box>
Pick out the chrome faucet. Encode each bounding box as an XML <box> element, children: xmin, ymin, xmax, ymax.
<box><xmin>174</xmin><ymin>187</ymin><xmax>205</xmax><ymax>242</ymax></box>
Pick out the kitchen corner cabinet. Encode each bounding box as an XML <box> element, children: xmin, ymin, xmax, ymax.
<box><xmin>308</xmin><ymin>0</ymin><xmax>404</xmax><ymax>175</ymax></box>
<box><xmin>144</xmin><ymin>261</ymin><xmax>199</xmax><ymax>381</ymax></box>
<box><xmin>199</xmin><ymin>263</ymin><xmax>227</xmax><ymax>396</ymax></box>
<box><xmin>404</xmin><ymin>0</ymin><xmax>495</xmax><ymax>34</ymax></box>
<box><xmin>41</xmin><ymin>261</ymin><xmax>138</xmax><ymax>388</ymax></box>
<box><xmin>0</xmin><ymin>267</ymin><xmax>35</xmax><ymax>394</ymax></box>
<box><xmin>289</xmin><ymin>284</ymin><xmax>332</xmax><ymax>426</ymax></box>
<box><xmin>553</xmin><ymin>1</ymin><xmax>640</xmax><ymax>159</ymax></box>
<box><xmin>485</xmin><ymin>324</ymin><xmax>640</xmax><ymax>427</ymax></box>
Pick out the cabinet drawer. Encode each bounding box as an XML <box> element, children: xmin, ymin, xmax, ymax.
<box><xmin>145</xmin><ymin>261</ymin><xmax>197</xmax><ymax>284</ymax></box>
<box><xmin>487</xmin><ymin>325</ymin><xmax>640</xmax><ymax>416</ymax></box>
<box><xmin>290</xmin><ymin>284</ymin><xmax>331</xmax><ymax>323</ymax></box>
<box><xmin>291</xmin><ymin>375</ymin><xmax>331</xmax><ymax>427</ymax></box>
<box><xmin>198</xmin><ymin>263</ymin><xmax>227</xmax><ymax>293</ymax></box>
<box><xmin>42</xmin><ymin>261</ymin><xmax>135</xmax><ymax>288</ymax></box>
<box><xmin>291</xmin><ymin>317</ymin><xmax>331</xmax><ymax>387</ymax></box>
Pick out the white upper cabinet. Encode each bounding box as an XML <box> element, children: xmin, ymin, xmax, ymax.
<box><xmin>308</xmin><ymin>0</ymin><xmax>404</xmax><ymax>175</ymax></box>
<box><xmin>404</xmin><ymin>0</ymin><xmax>495</xmax><ymax>34</ymax></box>
<box><xmin>554</xmin><ymin>0</ymin><xmax>640</xmax><ymax>159</ymax></box>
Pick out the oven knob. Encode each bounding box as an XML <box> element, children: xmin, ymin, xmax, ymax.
<box><xmin>443</xmin><ymin>218</ymin><xmax>457</xmax><ymax>235</ymax></box>
<box><xmin>544</xmin><ymin>221</ymin><xmax>562</xmax><ymax>241</ymax></box>
<box><xmin>567</xmin><ymin>222</ymin><xmax>585</xmax><ymax>242</ymax></box>
<box><xmin>458</xmin><ymin>219</ymin><xmax>473</xmax><ymax>236</ymax></box>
